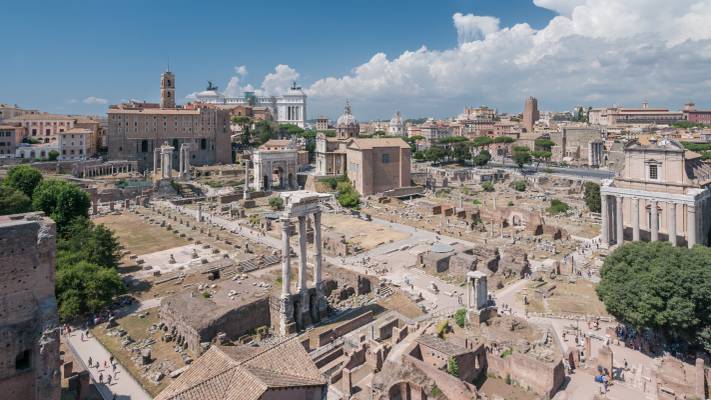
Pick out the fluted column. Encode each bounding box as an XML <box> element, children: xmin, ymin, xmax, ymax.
<box><xmin>616</xmin><ymin>196</ymin><xmax>624</xmax><ymax>245</ymax></box>
<box><xmin>179</xmin><ymin>146</ymin><xmax>184</xmax><ymax>179</ymax></box>
<box><xmin>601</xmin><ymin>194</ymin><xmax>609</xmax><ymax>245</ymax></box>
<box><xmin>632</xmin><ymin>198</ymin><xmax>640</xmax><ymax>241</ymax></box>
<box><xmin>281</xmin><ymin>219</ymin><xmax>291</xmax><ymax>297</ymax></box>
<box><xmin>313</xmin><ymin>212</ymin><xmax>323</xmax><ymax>290</ymax></box>
<box><xmin>687</xmin><ymin>205</ymin><xmax>696</xmax><ymax>248</ymax></box>
<box><xmin>297</xmin><ymin>216</ymin><xmax>310</xmax><ymax>327</ymax></box>
<box><xmin>668</xmin><ymin>202</ymin><xmax>677</xmax><ymax>246</ymax></box>
<box><xmin>651</xmin><ymin>201</ymin><xmax>659</xmax><ymax>241</ymax></box>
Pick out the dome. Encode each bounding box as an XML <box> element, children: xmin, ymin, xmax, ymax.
<box><xmin>337</xmin><ymin>101</ymin><xmax>358</xmax><ymax>127</ymax></box>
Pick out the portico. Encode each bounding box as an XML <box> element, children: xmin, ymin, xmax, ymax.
<box><xmin>600</xmin><ymin>139</ymin><xmax>711</xmax><ymax>248</ymax></box>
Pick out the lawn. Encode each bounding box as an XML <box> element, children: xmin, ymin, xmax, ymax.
<box><xmin>95</xmin><ymin>214</ymin><xmax>188</xmax><ymax>256</ymax></box>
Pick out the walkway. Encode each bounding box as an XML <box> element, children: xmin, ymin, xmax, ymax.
<box><xmin>66</xmin><ymin>331</ymin><xmax>152</xmax><ymax>400</ymax></box>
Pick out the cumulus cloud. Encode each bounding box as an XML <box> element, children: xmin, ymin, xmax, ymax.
<box><xmin>305</xmin><ymin>0</ymin><xmax>711</xmax><ymax>117</ymax></box>
<box><xmin>261</xmin><ymin>65</ymin><xmax>300</xmax><ymax>97</ymax></box>
<box><xmin>453</xmin><ymin>13</ymin><xmax>500</xmax><ymax>44</ymax></box>
<box><xmin>83</xmin><ymin>96</ymin><xmax>108</xmax><ymax>105</ymax></box>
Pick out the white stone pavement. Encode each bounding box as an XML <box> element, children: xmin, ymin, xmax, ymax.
<box><xmin>66</xmin><ymin>331</ymin><xmax>152</xmax><ymax>400</ymax></box>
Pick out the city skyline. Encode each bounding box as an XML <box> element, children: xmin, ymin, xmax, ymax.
<box><xmin>3</xmin><ymin>0</ymin><xmax>711</xmax><ymax>120</ymax></box>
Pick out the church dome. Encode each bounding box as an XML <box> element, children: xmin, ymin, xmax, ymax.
<box><xmin>337</xmin><ymin>101</ymin><xmax>358</xmax><ymax>128</ymax></box>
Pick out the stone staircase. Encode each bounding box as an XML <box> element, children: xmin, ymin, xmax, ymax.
<box><xmin>176</xmin><ymin>182</ymin><xmax>203</xmax><ymax>198</ymax></box>
<box><xmin>377</xmin><ymin>284</ymin><xmax>394</xmax><ymax>297</ymax></box>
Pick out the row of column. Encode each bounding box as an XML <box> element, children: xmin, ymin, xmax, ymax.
<box><xmin>82</xmin><ymin>163</ymin><xmax>134</xmax><ymax>178</ymax></box>
<box><xmin>280</xmin><ymin>211</ymin><xmax>323</xmax><ymax>331</ymax></box>
<box><xmin>602</xmin><ymin>195</ymin><xmax>697</xmax><ymax>248</ymax></box>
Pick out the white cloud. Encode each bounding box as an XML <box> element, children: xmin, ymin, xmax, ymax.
<box><xmin>453</xmin><ymin>12</ymin><xmax>500</xmax><ymax>44</ymax></box>
<box><xmin>234</xmin><ymin>65</ymin><xmax>248</xmax><ymax>76</ymax></box>
<box><xmin>83</xmin><ymin>96</ymin><xmax>108</xmax><ymax>105</ymax></box>
<box><xmin>305</xmin><ymin>0</ymin><xmax>711</xmax><ymax>118</ymax></box>
<box><xmin>261</xmin><ymin>65</ymin><xmax>300</xmax><ymax>97</ymax></box>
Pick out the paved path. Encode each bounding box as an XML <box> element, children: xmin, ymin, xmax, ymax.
<box><xmin>66</xmin><ymin>331</ymin><xmax>152</xmax><ymax>400</ymax></box>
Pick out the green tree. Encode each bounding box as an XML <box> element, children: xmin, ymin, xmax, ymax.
<box><xmin>454</xmin><ymin>309</ymin><xmax>467</xmax><ymax>328</ymax></box>
<box><xmin>534</xmin><ymin>138</ymin><xmax>555</xmax><ymax>151</ymax></box>
<box><xmin>447</xmin><ymin>357</ymin><xmax>460</xmax><ymax>376</ymax></box>
<box><xmin>452</xmin><ymin>143</ymin><xmax>472</xmax><ymax>164</ymax></box>
<box><xmin>4</xmin><ymin>165</ymin><xmax>43</xmax><ymax>198</ymax></box>
<box><xmin>57</xmin><ymin>217</ymin><xmax>121</xmax><ymax>269</ymax></box>
<box><xmin>336</xmin><ymin>180</ymin><xmax>360</xmax><ymax>209</ymax></box>
<box><xmin>232</xmin><ymin>116</ymin><xmax>252</xmax><ymax>144</ymax></box>
<box><xmin>584</xmin><ymin>182</ymin><xmax>601</xmax><ymax>213</ymax></box>
<box><xmin>32</xmin><ymin>179</ymin><xmax>90</xmax><ymax>231</ymax></box>
<box><xmin>547</xmin><ymin>199</ymin><xmax>570</xmax><ymax>215</ymax></box>
<box><xmin>48</xmin><ymin>150</ymin><xmax>59</xmax><ymax>161</ymax></box>
<box><xmin>472</xmin><ymin>136</ymin><xmax>494</xmax><ymax>148</ymax></box>
<box><xmin>473</xmin><ymin>149</ymin><xmax>492</xmax><ymax>167</ymax></box>
<box><xmin>56</xmin><ymin>261</ymin><xmax>125</xmax><ymax>321</ymax></box>
<box><xmin>268</xmin><ymin>196</ymin><xmax>284</xmax><ymax>210</ymax></box>
<box><xmin>512</xmin><ymin>147</ymin><xmax>532</xmax><ymax>169</ymax></box>
<box><xmin>0</xmin><ymin>185</ymin><xmax>32</xmax><ymax>215</ymax></box>
<box><xmin>513</xmin><ymin>180</ymin><xmax>526</xmax><ymax>192</ymax></box>
<box><xmin>424</xmin><ymin>146</ymin><xmax>448</xmax><ymax>164</ymax></box>
<box><xmin>596</xmin><ymin>242</ymin><xmax>711</xmax><ymax>352</ymax></box>
<box><xmin>493</xmin><ymin>136</ymin><xmax>515</xmax><ymax>144</ymax></box>
<box><xmin>530</xmin><ymin>150</ymin><xmax>552</xmax><ymax>169</ymax></box>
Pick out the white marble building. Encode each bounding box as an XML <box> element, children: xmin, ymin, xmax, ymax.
<box><xmin>600</xmin><ymin>139</ymin><xmax>711</xmax><ymax>248</ymax></box>
<box><xmin>195</xmin><ymin>82</ymin><xmax>307</xmax><ymax>128</ymax></box>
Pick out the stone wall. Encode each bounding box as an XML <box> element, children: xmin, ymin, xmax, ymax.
<box><xmin>0</xmin><ymin>213</ymin><xmax>61</xmax><ymax>400</ymax></box>
<box><xmin>485</xmin><ymin>351</ymin><xmax>565</xmax><ymax>398</ymax></box>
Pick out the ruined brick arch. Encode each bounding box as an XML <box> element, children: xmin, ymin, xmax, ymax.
<box><xmin>387</xmin><ymin>381</ymin><xmax>424</xmax><ymax>400</ymax></box>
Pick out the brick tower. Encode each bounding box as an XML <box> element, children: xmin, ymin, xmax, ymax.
<box><xmin>160</xmin><ymin>70</ymin><xmax>176</xmax><ymax>109</ymax></box>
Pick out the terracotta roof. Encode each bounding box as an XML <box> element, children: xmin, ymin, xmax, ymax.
<box><xmin>108</xmin><ymin>108</ymin><xmax>202</xmax><ymax>115</ymax></box>
<box><xmin>346</xmin><ymin>137</ymin><xmax>410</xmax><ymax>150</ymax></box>
<box><xmin>155</xmin><ymin>338</ymin><xmax>325</xmax><ymax>400</ymax></box>
<box><xmin>6</xmin><ymin>113</ymin><xmax>74</xmax><ymax>121</ymax></box>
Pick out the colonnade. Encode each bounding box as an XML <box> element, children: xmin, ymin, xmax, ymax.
<box><xmin>601</xmin><ymin>194</ymin><xmax>701</xmax><ymax>248</ymax></box>
<box><xmin>82</xmin><ymin>162</ymin><xmax>137</xmax><ymax>178</ymax></box>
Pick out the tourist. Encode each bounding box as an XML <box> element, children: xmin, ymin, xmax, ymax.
<box><xmin>107</xmin><ymin>374</ymin><xmax>112</xmax><ymax>385</ymax></box>
<box><xmin>99</xmin><ymin>373</ymin><xmax>104</xmax><ymax>384</ymax></box>
<box><xmin>624</xmin><ymin>359</ymin><xmax>628</xmax><ymax>370</ymax></box>
<box><xmin>88</xmin><ymin>356</ymin><xmax>93</xmax><ymax>367</ymax></box>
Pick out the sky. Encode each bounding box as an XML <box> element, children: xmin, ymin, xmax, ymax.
<box><xmin>2</xmin><ymin>0</ymin><xmax>711</xmax><ymax>120</ymax></box>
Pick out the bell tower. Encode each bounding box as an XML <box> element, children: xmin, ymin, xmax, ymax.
<box><xmin>160</xmin><ymin>70</ymin><xmax>175</xmax><ymax>108</ymax></box>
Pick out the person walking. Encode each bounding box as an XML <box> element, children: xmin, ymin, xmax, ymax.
<box><xmin>88</xmin><ymin>356</ymin><xmax>93</xmax><ymax>368</ymax></box>
<box><xmin>106</xmin><ymin>374</ymin><xmax>112</xmax><ymax>386</ymax></box>
<box><xmin>98</xmin><ymin>373</ymin><xmax>103</xmax><ymax>384</ymax></box>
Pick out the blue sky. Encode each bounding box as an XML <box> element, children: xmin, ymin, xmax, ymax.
<box><xmin>3</xmin><ymin>0</ymin><xmax>711</xmax><ymax>120</ymax></box>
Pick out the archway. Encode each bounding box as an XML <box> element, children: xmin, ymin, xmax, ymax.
<box><xmin>288</xmin><ymin>173</ymin><xmax>296</xmax><ymax>189</ymax></box>
<box><xmin>272</xmin><ymin>167</ymin><xmax>284</xmax><ymax>189</ymax></box>
<box><xmin>263</xmin><ymin>175</ymin><xmax>269</xmax><ymax>191</ymax></box>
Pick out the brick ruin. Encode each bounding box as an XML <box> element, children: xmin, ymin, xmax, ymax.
<box><xmin>0</xmin><ymin>213</ymin><xmax>61</xmax><ymax>400</ymax></box>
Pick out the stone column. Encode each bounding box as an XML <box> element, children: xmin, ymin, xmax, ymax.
<box><xmin>668</xmin><ymin>202</ymin><xmax>677</xmax><ymax>246</ymax></box>
<box><xmin>281</xmin><ymin>219</ymin><xmax>292</xmax><ymax>297</ymax></box>
<box><xmin>243</xmin><ymin>161</ymin><xmax>249</xmax><ymax>200</ymax></box>
<box><xmin>313</xmin><ymin>211</ymin><xmax>325</xmax><ymax>316</ymax></box>
<box><xmin>687</xmin><ymin>205</ymin><xmax>696</xmax><ymax>248</ymax></box>
<box><xmin>179</xmin><ymin>146</ymin><xmax>184</xmax><ymax>179</ymax></box>
<box><xmin>650</xmin><ymin>201</ymin><xmax>659</xmax><ymax>241</ymax></box>
<box><xmin>297</xmin><ymin>216</ymin><xmax>310</xmax><ymax>326</ymax></box>
<box><xmin>616</xmin><ymin>196</ymin><xmax>624</xmax><ymax>245</ymax></box>
<box><xmin>601</xmin><ymin>194</ymin><xmax>609</xmax><ymax>245</ymax></box>
<box><xmin>632</xmin><ymin>198</ymin><xmax>640</xmax><ymax>241</ymax></box>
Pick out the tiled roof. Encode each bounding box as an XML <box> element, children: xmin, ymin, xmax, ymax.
<box><xmin>155</xmin><ymin>337</ymin><xmax>325</xmax><ymax>400</ymax></box>
<box><xmin>347</xmin><ymin>137</ymin><xmax>410</xmax><ymax>150</ymax></box>
<box><xmin>6</xmin><ymin>113</ymin><xmax>74</xmax><ymax>121</ymax></box>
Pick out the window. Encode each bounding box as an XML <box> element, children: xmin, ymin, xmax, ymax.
<box><xmin>141</xmin><ymin>140</ymin><xmax>148</xmax><ymax>152</ymax></box>
<box><xmin>201</xmin><ymin>138</ymin><xmax>207</xmax><ymax>150</ymax></box>
<box><xmin>382</xmin><ymin>153</ymin><xmax>391</xmax><ymax>164</ymax></box>
<box><xmin>649</xmin><ymin>164</ymin><xmax>658</xmax><ymax>180</ymax></box>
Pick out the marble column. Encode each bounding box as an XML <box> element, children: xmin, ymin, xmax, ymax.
<box><xmin>243</xmin><ymin>161</ymin><xmax>249</xmax><ymax>200</ymax></box>
<box><xmin>687</xmin><ymin>205</ymin><xmax>696</xmax><ymax>248</ymax></box>
<box><xmin>281</xmin><ymin>219</ymin><xmax>291</xmax><ymax>297</ymax></box>
<box><xmin>668</xmin><ymin>202</ymin><xmax>677</xmax><ymax>246</ymax></box>
<box><xmin>616</xmin><ymin>196</ymin><xmax>624</xmax><ymax>245</ymax></box>
<box><xmin>650</xmin><ymin>201</ymin><xmax>659</xmax><ymax>242</ymax></box>
<box><xmin>179</xmin><ymin>146</ymin><xmax>184</xmax><ymax>179</ymax></box>
<box><xmin>601</xmin><ymin>194</ymin><xmax>610</xmax><ymax>245</ymax></box>
<box><xmin>297</xmin><ymin>216</ymin><xmax>310</xmax><ymax>326</ymax></box>
<box><xmin>313</xmin><ymin>212</ymin><xmax>324</xmax><ymax>303</ymax></box>
<box><xmin>632</xmin><ymin>198</ymin><xmax>640</xmax><ymax>241</ymax></box>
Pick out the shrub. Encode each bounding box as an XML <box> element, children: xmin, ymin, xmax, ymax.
<box><xmin>584</xmin><ymin>182</ymin><xmax>601</xmax><ymax>213</ymax></box>
<box><xmin>268</xmin><ymin>196</ymin><xmax>284</xmax><ymax>210</ymax></box>
<box><xmin>436</xmin><ymin>320</ymin><xmax>450</xmax><ymax>338</ymax></box>
<box><xmin>547</xmin><ymin>199</ymin><xmax>570</xmax><ymax>215</ymax></box>
<box><xmin>454</xmin><ymin>309</ymin><xmax>467</xmax><ymax>328</ymax></box>
<box><xmin>481</xmin><ymin>181</ymin><xmax>495</xmax><ymax>192</ymax></box>
<box><xmin>447</xmin><ymin>357</ymin><xmax>460</xmax><ymax>376</ymax></box>
<box><xmin>513</xmin><ymin>180</ymin><xmax>526</xmax><ymax>192</ymax></box>
<box><xmin>48</xmin><ymin>150</ymin><xmax>59</xmax><ymax>161</ymax></box>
